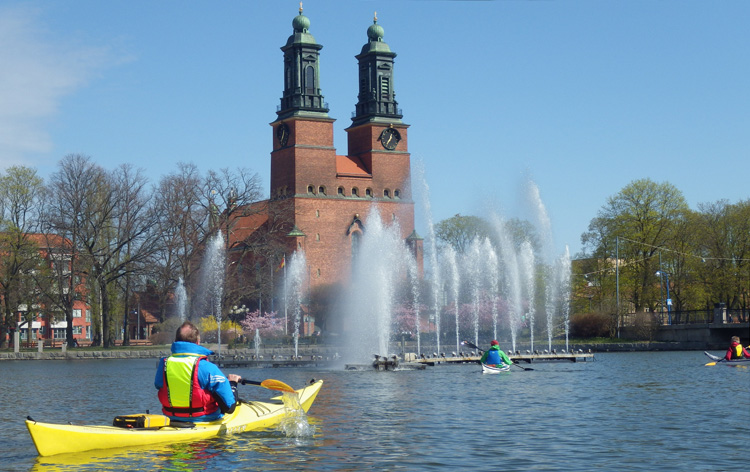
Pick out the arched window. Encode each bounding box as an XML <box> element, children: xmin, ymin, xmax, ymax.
<box><xmin>318</xmin><ymin>186</ymin><xmax>326</xmax><ymax>195</ymax></box>
<box><xmin>394</xmin><ymin>189</ymin><xmax>401</xmax><ymax>199</ymax></box>
<box><xmin>383</xmin><ymin>189</ymin><xmax>391</xmax><ymax>198</ymax></box>
<box><xmin>337</xmin><ymin>186</ymin><xmax>344</xmax><ymax>196</ymax></box>
<box><xmin>316</xmin><ymin>233</ymin><xmax>320</xmax><ymax>241</ymax></box>
<box><xmin>365</xmin><ymin>188</ymin><xmax>373</xmax><ymax>197</ymax></box>
<box><xmin>352</xmin><ymin>187</ymin><xmax>359</xmax><ymax>197</ymax></box>
<box><xmin>285</xmin><ymin>66</ymin><xmax>292</xmax><ymax>90</ymax></box>
<box><xmin>315</xmin><ymin>209</ymin><xmax>320</xmax><ymax>217</ymax></box>
<box><xmin>307</xmin><ymin>185</ymin><xmax>314</xmax><ymax>194</ymax></box>
<box><xmin>305</xmin><ymin>66</ymin><xmax>315</xmax><ymax>95</ymax></box>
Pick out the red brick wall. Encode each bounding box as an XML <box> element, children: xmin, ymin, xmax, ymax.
<box><xmin>256</xmin><ymin>113</ymin><xmax>419</xmax><ymax>292</ymax></box>
<box><xmin>281</xmin><ymin>197</ymin><xmax>415</xmax><ymax>289</ymax></box>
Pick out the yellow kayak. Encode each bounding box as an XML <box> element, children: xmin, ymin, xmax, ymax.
<box><xmin>26</xmin><ymin>379</ymin><xmax>323</xmax><ymax>457</ymax></box>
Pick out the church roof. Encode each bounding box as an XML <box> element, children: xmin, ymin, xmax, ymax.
<box><xmin>336</xmin><ymin>154</ymin><xmax>371</xmax><ymax>178</ymax></box>
<box><xmin>226</xmin><ymin>201</ymin><xmax>270</xmax><ymax>248</ymax></box>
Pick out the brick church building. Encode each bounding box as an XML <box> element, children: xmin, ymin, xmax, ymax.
<box><xmin>225</xmin><ymin>8</ymin><xmax>422</xmax><ymax>326</ymax></box>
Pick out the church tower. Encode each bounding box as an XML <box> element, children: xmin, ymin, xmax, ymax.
<box><xmin>270</xmin><ymin>5</ymin><xmax>335</xmax><ymax>199</ymax></box>
<box><xmin>346</xmin><ymin>14</ymin><xmax>411</xmax><ymax>203</ymax></box>
<box><xmin>265</xmin><ymin>8</ymin><xmax>421</xmax><ymax>291</ymax></box>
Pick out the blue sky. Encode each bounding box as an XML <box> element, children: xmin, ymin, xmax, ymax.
<box><xmin>2</xmin><ymin>1</ymin><xmax>748</xmax><ymax>258</ymax></box>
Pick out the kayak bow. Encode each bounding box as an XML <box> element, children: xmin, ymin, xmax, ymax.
<box><xmin>26</xmin><ymin>379</ymin><xmax>323</xmax><ymax>457</ymax></box>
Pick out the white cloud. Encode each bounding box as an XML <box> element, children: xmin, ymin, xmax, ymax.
<box><xmin>0</xmin><ymin>5</ymin><xmax>109</xmax><ymax>168</ymax></box>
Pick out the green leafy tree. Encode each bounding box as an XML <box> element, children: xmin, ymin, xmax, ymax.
<box><xmin>434</xmin><ymin>214</ymin><xmax>490</xmax><ymax>254</ymax></box>
<box><xmin>582</xmin><ymin>179</ymin><xmax>689</xmax><ymax>313</ymax></box>
<box><xmin>0</xmin><ymin>166</ymin><xmax>45</xmax><ymax>348</ymax></box>
<box><xmin>695</xmin><ymin>199</ymin><xmax>750</xmax><ymax>311</ymax></box>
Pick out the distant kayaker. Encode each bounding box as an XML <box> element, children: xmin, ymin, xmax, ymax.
<box><xmin>724</xmin><ymin>336</ymin><xmax>750</xmax><ymax>361</ymax></box>
<box><xmin>155</xmin><ymin>321</ymin><xmax>242</xmax><ymax>422</ymax></box>
<box><xmin>480</xmin><ymin>340</ymin><xmax>512</xmax><ymax>367</ymax></box>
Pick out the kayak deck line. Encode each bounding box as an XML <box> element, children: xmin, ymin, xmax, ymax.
<box><xmin>26</xmin><ymin>379</ymin><xmax>323</xmax><ymax>457</ymax></box>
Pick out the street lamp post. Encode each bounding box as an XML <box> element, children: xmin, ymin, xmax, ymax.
<box><xmin>655</xmin><ymin>270</ymin><xmax>672</xmax><ymax>325</ymax></box>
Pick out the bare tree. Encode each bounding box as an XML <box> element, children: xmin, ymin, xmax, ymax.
<box><xmin>81</xmin><ymin>164</ymin><xmax>158</xmax><ymax>347</ymax></box>
<box><xmin>44</xmin><ymin>155</ymin><xmax>105</xmax><ymax>345</ymax></box>
<box><xmin>150</xmin><ymin>163</ymin><xmax>207</xmax><ymax>323</ymax></box>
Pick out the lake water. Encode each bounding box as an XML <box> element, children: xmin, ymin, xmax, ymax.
<box><xmin>1</xmin><ymin>351</ymin><xmax>748</xmax><ymax>471</ymax></box>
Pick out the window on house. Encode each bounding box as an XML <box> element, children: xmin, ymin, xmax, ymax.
<box><xmin>352</xmin><ymin>188</ymin><xmax>359</xmax><ymax>197</ymax></box>
<box><xmin>73</xmin><ymin>309</ymin><xmax>82</xmax><ymax>318</ymax></box>
<box><xmin>316</xmin><ymin>209</ymin><xmax>320</xmax><ymax>217</ymax></box>
<box><xmin>318</xmin><ymin>186</ymin><xmax>326</xmax><ymax>195</ymax></box>
<box><xmin>317</xmin><ymin>268</ymin><xmax>321</xmax><ymax>277</ymax></box>
<box><xmin>73</xmin><ymin>326</ymin><xmax>82</xmax><ymax>335</ymax></box>
<box><xmin>86</xmin><ymin>310</ymin><xmax>91</xmax><ymax>322</ymax></box>
<box><xmin>337</xmin><ymin>187</ymin><xmax>344</xmax><ymax>196</ymax></box>
<box><xmin>394</xmin><ymin>189</ymin><xmax>401</xmax><ymax>198</ymax></box>
<box><xmin>316</xmin><ymin>233</ymin><xmax>320</xmax><ymax>241</ymax></box>
<box><xmin>384</xmin><ymin>189</ymin><xmax>391</xmax><ymax>198</ymax></box>
<box><xmin>307</xmin><ymin>185</ymin><xmax>314</xmax><ymax>194</ymax></box>
<box><xmin>365</xmin><ymin>188</ymin><xmax>372</xmax><ymax>197</ymax></box>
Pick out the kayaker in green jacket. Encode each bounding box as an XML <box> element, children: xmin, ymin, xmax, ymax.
<box><xmin>480</xmin><ymin>340</ymin><xmax>512</xmax><ymax>366</ymax></box>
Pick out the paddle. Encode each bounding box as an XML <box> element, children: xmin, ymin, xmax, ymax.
<box><xmin>461</xmin><ymin>340</ymin><xmax>533</xmax><ymax>371</ymax></box>
<box><xmin>239</xmin><ymin>378</ymin><xmax>296</xmax><ymax>393</ymax></box>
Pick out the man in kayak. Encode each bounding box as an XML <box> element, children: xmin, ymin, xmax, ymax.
<box><xmin>480</xmin><ymin>340</ymin><xmax>512</xmax><ymax>367</ymax></box>
<box><xmin>155</xmin><ymin>321</ymin><xmax>242</xmax><ymax>422</ymax></box>
<box><xmin>724</xmin><ymin>336</ymin><xmax>750</xmax><ymax>361</ymax></box>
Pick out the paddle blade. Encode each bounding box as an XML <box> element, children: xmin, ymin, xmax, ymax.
<box><xmin>704</xmin><ymin>362</ymin><xmax>717</xmax><ymax>366</ymax></box>
<box><xmin>240</xmin><ymin>378</ymin><xmax>296</xmax><ymax>393</ymax></box>
<box><xmin>259</xmin><ymin>379</ymin><xmax>296</xmax><ymax>393</ymax></box>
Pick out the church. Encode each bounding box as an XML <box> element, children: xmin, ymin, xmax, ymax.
<box><xmin>225</xmin><ymin>7</ymin><xmax>422</xmax><ymax>328</ymax></box>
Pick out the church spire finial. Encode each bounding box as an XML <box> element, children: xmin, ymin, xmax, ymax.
<box><xmin>299</xmin><ymin>2</ymin><xmax>303</xmax><ymax>14</ymax></box>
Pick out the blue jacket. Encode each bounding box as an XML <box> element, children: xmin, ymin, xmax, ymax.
<box><xmin>480</xmin><ymin>345</ymin><xmax>512</xmax><ymax>366</ymax></box>
<box><xmin>155</xmin><ymin>341</ymin><xmax>236</xmax><ymax>421</ymax></box>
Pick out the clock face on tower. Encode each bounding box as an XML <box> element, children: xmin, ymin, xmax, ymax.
<box><xmin>379</xmin><ymin>127</ymin><xmax>401</xmax><ymax>150</ymax></box>
<box><xmin>276</xmin><ymin>123</ymin><xmax>290</xmax><ymax>147</ymax></box>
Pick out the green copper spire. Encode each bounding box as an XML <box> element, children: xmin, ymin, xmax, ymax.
<box><xmin>351</xmin><ymin>12</ymin><xmax>402</xmax><ymax>125</ymax></box>
<box><xmin>278</xmin><ymin>3</ymin><xmax>328</xmax><ymax>119</ymax></box>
